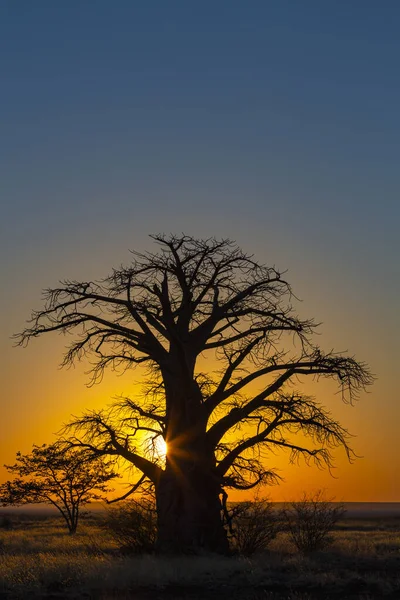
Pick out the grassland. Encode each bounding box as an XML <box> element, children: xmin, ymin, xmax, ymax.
<box><xmin>0</xmin><ymin>511</ymin><xmax>399</xmax><ymax>599</ymax></box>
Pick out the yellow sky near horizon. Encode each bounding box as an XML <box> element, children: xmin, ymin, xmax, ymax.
<box><xmin>1</xmin><ymin>309</ymin><xmax>396</xmax><ymax>504</ymax></box>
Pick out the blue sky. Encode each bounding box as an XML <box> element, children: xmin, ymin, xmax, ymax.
<box><xmin>1</xmin><ymin>2</ymin><xmax>399</xmax><ymax>276</ymax></box>
<box><xmin>1</xmin><ymin>1</ymin><xmax>399</xmax><ymax>500</ymax></box>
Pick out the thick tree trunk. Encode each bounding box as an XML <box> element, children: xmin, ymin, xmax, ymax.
<box><xmin>156</xmin><ymin>357</ymin><xmax>229</xmax><ymax>553</ymax></box>
<box><xmin>155</xmin><ymin>460</ymin><xmax>229</xmax><ymax>554</ymax></box>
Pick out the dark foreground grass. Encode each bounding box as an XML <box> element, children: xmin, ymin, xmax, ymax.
<box><xmin>0</xmin><ymin>513</ymin><xmax>399</xmax><ymax>599</ymax></box>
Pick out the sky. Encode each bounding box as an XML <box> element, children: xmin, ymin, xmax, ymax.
<box><xmin>1</xmin><ymin>1</ymin><xmax>399</xmax><ymax>502</ymax></box>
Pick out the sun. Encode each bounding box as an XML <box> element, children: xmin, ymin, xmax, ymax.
<box><xmin>155</xmin><ymin>436</ymin><xmax>168</xmax><ymax>460</ymax></box>
<box><xmin>156</xmin><ymin>437</ymin><xmax>167</xmax><ymax>458</ymax></box>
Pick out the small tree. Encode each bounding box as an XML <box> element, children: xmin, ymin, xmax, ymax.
<box><xmin>283</xmin><ymin>490</ymin><xmax>345</xmax><ymax>553</ymax></box>
<box><xmin>0</xmin><ymin>443</ymin><xmax>118</xmax><ymax>533</ymax></box>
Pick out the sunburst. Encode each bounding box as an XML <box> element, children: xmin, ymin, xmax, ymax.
<box><xmin>154</xmin><ymin>436</ymin><xmax>168</xmax><ymax>460</ymax></box>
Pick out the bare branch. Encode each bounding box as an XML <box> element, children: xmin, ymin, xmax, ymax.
<box><xmin>106</xmin><ymin>473</ymin><xmax>148</xmax><ymax>504</ymax></box>
<box><xmin>64</xmin><ymin>411</ymin><xmax>163</xmax><ymax>484</ymax></box>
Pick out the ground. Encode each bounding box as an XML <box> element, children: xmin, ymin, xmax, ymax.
<box><xmin>0</xmin><ymin>510</ymin><xmax>399</xmax><ymax>599</ymax></box>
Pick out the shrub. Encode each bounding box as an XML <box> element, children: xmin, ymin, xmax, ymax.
<box><xmin>104</xmin><ymin>498</ymin><xmax>157</xmax><ymax>554</ymax></box>
<box><xmin>229</xmin><ymin>498</ymin><xmax>279</xmax><ymax>555</ymax></box>
<box><xmin>0</xmin><ymin>515</ymin><xmax>13</xmax><ymax>530</ymax></box>
<box><xmin>283</xmin><ymin>490</ymin><xmax>345</xmax><ymax>553</ymax></box>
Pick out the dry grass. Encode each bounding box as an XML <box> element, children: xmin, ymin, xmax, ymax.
<box><xmin>0</xmin><ymin>513</ymin><xmax>399</xmax><ymax>599</ymax></box>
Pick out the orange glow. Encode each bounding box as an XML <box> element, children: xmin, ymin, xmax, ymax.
<box><xmin>1</xmin><ymin>262</ymin><xmax>398</xmax><ymax>504</ymax></box>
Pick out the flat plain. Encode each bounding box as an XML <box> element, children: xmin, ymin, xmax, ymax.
<box><xmin>0</xmin><ymin>507</ymin><xmax>399</xmax><ymax>600</ymax></box>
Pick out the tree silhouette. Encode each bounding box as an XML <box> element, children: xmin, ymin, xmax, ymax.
<box><xmin>16</xmin><ymin>234</ymin><xmax>373</xmax><ymax>552</ymax></box>
<box><xmin>0</xmin><ymin>443</ymin><xmax>117</xmax><ymax>533</ymax></box>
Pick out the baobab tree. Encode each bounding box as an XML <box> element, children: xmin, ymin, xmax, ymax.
<box><xmin>16</xmin><ymin>234</ymin><xmax>372</xmax><ymax>553</ymax></box>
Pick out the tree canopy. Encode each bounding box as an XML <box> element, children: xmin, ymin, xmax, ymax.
<box><xmin>0</xmin><ymin>443</ymin><xmax>118</xmax><ymax>533</ymax></box>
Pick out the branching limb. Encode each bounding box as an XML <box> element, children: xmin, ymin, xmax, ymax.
<box><xmin>64</xmin><ymin>410</ymin><xmax>163</xmax><ymax>484</ymax></box>
<box><xmin>106</xmin><ymin>474</ymin><xmax>148</xmax><ymax>504</ymax></box>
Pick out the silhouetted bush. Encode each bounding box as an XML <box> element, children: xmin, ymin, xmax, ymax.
<box><xmin>0</xmin><ymin>515</ymin><xmax>13</xmax><ymax>530</ymax></box>
<box><xmin>229</xmin><ymin>498</ymin><xmax>279</xmax><ymax>555</ymax></box>
<box><xmin>283</xmin><ymin>490</ymin><xmax>345</xmax><ymax>553</ymax></box>
<box><xmin>104</xmin><ymin>498</ymin><xmax>157</xmax><ymax>554</ymax></box>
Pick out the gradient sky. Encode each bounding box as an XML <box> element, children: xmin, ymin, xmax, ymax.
<box><xmin>1</xmin><ymin>1</ymin><xmax>399</xmax><ymax>501</ymax></box>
